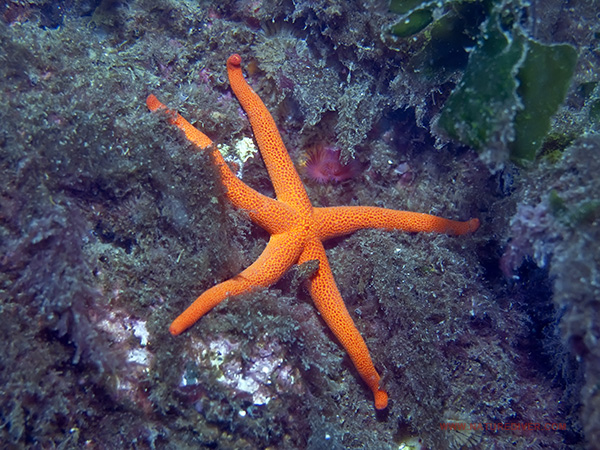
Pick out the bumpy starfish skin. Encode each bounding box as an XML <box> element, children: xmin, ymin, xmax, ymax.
<box><xmin>147</xmin><ymin>54</ymin><xmax>479</xmax><ymax>410</ymax></box>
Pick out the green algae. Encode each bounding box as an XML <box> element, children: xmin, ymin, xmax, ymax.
<box><xmin>418</xmin><ymin>1</ymin><xmax>491</xmax><ymax>76</ymax></box>
<box><xmin>393</xmin><ymin>2</ymin><xmax>578</xmax><ymax>164</ymax></box>
<box><xmin>569</xmin><ymin>200</ymin><xmax>600</xmax><ymax>225</ymax></box>
<box><xmin>539</xmin><ymin>132</ymin><xmax>576</xmax><ymax>164</ymax></box>
<box><xmin>549</xmin><ymin>190</ymin><xmax>568</xmax><ymax>217</ymax></box>
<box><xmin>438</xmin><ymin>12</ymin><xmax>577</xmax><ymax>164</ymax></box>
<box><xmin>389</xmin><ymin>0</ymin><xmax>494</xmax><ymax>77</ymax></box>
<box><xmin>549</xmin><ymin>189</ymin><xmax>600</xmax><ymax>227</ymax></box>
<box><xmin>510</xmin><ymin>41</ymin><xmax>577</xmax><ymax>163</ymax></box>
<box><xmin>437</xmin><ymin>16</ymin><xmax>524</xmax><ymax>150</ymax></box>
<box><xmin>389</xmin><ymin>8</ymin><xmax>433</xmax><ymax>38</ymax></box>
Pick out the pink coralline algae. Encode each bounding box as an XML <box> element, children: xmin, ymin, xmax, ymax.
<box><xmin>500</xmin><ymin>200</ymin><xmax>559</xmax><ymax>278</ymax></box>
<box><xmin>178</xmin><ymin>334</ymin><xmax>304</xmax><ymax>407</ymax></box>
<box><xmin>93</xmin><ymin>309</ymin><xmax>154</xmax><ymax>411</ymax></box>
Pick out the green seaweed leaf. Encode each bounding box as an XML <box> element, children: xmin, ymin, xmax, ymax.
<box><xmin>437</xmin><ymin>17</ymin><xmax>525</xmax><ymax>149</ymax></box>
<box><xmin>438</xmin><ymin>12</ymin><xmax>577</xmax><ymax>164</ymax></box>
<box><xmin>388</xmin><ymin>0</ymin><xmax>495</xmax><ymax>78</ymax></box>
<box><xmin>510</xmin><ymin>42</ymin><xmax>577</xmax><ymax>163</ymax></box>
<box><xmin>390</xmin><ymin>8</ymin><xmax>433</xmax><ymax>37</ymax></box>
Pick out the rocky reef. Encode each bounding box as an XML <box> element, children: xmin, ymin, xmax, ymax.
<box><xmin>1</xmin><ymin>0</ymin><xmax>597</xmax><ymax>448</ymax></box>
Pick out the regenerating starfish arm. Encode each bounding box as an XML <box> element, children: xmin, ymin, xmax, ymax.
<box><xmin>314</xmin><ymin>206</ymin><xmax>480</xmax><ymax>241</ymax></box>
<box><xmin>227</xmin><ymin>54</ymin><xmax>312</xmax><ymax>215</ymax></box>
<box><xmin>146</xmin><ymin>94</ymin><xmax>297</xmax><ymax>235</ymax></box>
<box><xmin>170</xmin><ymin>230</ymin><xmax>307</xmax><ymax>336</ymax></box>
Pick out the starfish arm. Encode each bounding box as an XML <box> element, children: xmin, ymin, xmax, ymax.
<box><xmin>147</xmin><ymin>94</ymin><xmax>296</xmax><ymax>235</ymax></box>
<box><xmin>298</xmin><ymin>238</ymin><xmax>389</xmax><ymax>410</ymax></box>
<box><xmin>170</xmin><ymin>231</ymin><xmax>306</xmax><ymax>335</ymax></box>
<box><xmin>226</xmin><ymin>54</ymin><xmax>312</xmax><ymax>214</ymax></box>
<box><xmin>314</xmin><ymin>206</ymin><xmax>480</xmax><ymax>241</ymax></box>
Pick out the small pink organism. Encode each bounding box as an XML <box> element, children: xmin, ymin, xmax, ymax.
<box><xmin>302</xmin><ymin>144</ymin><xmax>360</xmax><ymax>183</ymax></box>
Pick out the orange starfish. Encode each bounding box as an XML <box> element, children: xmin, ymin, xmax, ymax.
<box><xmin>147</xmin><ymin>54</ymin><xmax>479</xmax><ymax>410</ymax></box>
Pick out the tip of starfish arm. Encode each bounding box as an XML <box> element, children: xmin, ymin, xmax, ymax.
<box><xmin>468</xmin><ymin>217</ymin><xmax>481</xmax><ymax>233</ymax></box>
<box><xmin>146</xmin><ymin>94</ymin><xmax>164</xmax><ymax>112</ymax></box>
<box><xmin>374</xmin><ymin>389</ymin><xmax>389</xmax><ymax>410</ymax></box>
<box><xmin>227</xmin><ymin>53</ymin><xmax>242</xmax><ymax>68</ymax></box>
<box><xmin>169</xmin><ymin>321</ymin><xmax>185</xmax><ymax>336</ymax></box>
